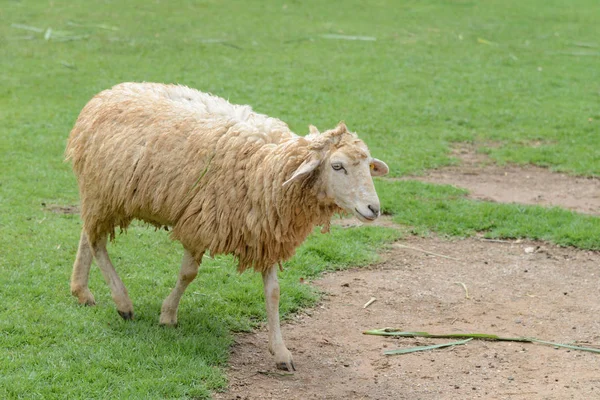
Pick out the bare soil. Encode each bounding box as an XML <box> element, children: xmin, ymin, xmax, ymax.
<box><xmin>410</xmin><ymin>146</ymin><xmax>600</xmax><ymax>216</ymax></box>
<box><xmin>42</xmin><ymin>203</ymin><xmax>80</xmax><ymax>214</ymax></box>
<box><xmin>215</xmin><ymin>155</ymin><xmax>600</xmax><ymax>400</ymax></box>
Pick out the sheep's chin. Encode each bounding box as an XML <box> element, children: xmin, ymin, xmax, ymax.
<box><xmin>354</xmin><ymin>209</ymin><xmax>377</xmax><ymax>223</ymax></box>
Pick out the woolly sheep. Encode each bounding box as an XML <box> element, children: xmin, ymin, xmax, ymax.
<box><xmin>65</xmin><ymin>82</ymin><xmax>389</xmax><ymax>371</ymax></box>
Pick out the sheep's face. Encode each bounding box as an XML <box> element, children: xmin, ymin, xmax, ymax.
<box><xmin>322</xmin><ymin>142</ymin><xmax>388</xmax><ymax>223</ymax></box>
<box><xmin>283</xmin><ymin>122</ymin><xmax>389</xmax><ymax>223</ymax></box>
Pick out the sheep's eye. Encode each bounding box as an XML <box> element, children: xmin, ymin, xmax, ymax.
<box><xmin>331</xmin><ymin>163</ymin><xmax>344</xmax><ymax>171</ymax></box>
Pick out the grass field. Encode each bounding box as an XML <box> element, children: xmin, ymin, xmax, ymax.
<box><xmin>1</xmin><ymin>0</ymin><xmax>599</xmax><ymax>398</ymax></box>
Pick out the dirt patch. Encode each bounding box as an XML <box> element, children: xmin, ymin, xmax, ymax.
<box><xmin>42</xmin><ymin>203</ymin><xmax>80</xmax><ymax>214</ymax></box>
<box><xmin>214</xmin><ymin>235</ymin><xmax>600</xmax><ymax>400</ymax></box>
<box><xmin>406</xmin><ymin>146</ymin><xmax>600</xmax><ymax>216</ymax></box>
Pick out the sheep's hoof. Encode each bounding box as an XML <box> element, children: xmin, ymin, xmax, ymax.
<box><xmin>276</xmin><ymin>360</ymin><xmax>296</xmax><ymax>372</ymax></box>
<box><xmin>72</xmin><ymin>288</ymin><xmax>96</xmax><ymax>306</ymax></box>
<box><xmin>83</xmin><ymin>298</ymin><xmax>96</xmax><ymax>307</ymax></box>
<box><xmin>274</xmin><ymin>349</ymin><xmax>296</xmax><ymax>372</ymax></box>
<box><xmin>159</xmin><ymin>313</ymin><xmax>178</xmax><ymax>327</ymax></box>
<box><xmin>117</xmin><ymin>310</ymin><xmax>134</xmax><ymax>320</ymax></box>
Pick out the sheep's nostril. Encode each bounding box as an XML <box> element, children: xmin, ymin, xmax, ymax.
<box><xmin>368</xmin><ymin>204</ymin><xmax>380</xmax><ymax>217</ymax></box>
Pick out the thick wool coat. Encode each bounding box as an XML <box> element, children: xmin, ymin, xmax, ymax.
<box><xmin>66</xmin><ymin>83</ymin><xmax>345</xmax><ymax>271</ymax></box>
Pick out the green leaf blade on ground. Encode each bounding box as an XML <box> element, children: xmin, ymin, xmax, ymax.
<box><xmin>366</xmin><ymin>329</ymin><xmax>600</xmax><ymax>356</ymax></box>
<box><xmin>384</xmin><ymin>338</ymin><xmax>473</xmax><ymax>355</ymax></box>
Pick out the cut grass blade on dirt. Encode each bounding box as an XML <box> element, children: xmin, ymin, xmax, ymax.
<box><xmin>454</xmin><ymin>282</ymin><xmax>470</xmax><ymax>299</ymax></box>
<box><xmin>364</xmin><ymin>328</ymin><xmax>600</xmax><ymax>354</ymax></box>
<box><xmin>384</xmin><ymin>338</ymin><xmax>473</xmax><ymax>355</ymax></box>
<box><xmin>364</xmin><ymin>328</ymin><xmax>530</xmax><ymax>342</ymax></box>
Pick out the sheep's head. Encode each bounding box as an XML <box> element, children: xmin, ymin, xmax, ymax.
<box><xmin>284</xmin><ymin>122</ymin><xmax>389</xmax><ymax>223</ymax></box>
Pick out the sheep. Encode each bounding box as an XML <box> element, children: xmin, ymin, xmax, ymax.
<box><xmin>65</xmin><ymin>82</ymin><xmax>389</xmax><ymax>371</ymax></box>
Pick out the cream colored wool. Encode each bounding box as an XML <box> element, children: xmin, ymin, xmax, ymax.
<box><xmin>65</xmin><ymin>83</ymin><xmax>368</xmax><ymax>272</ymax></box>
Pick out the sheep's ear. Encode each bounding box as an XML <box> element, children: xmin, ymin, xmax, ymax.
<box><xmin>335</xmin><ymin>121</ymin><xmax>348</xmax><ymax>133</ymax></box>
<box><xmin>370</xmin><ymin>158</ymin><xmax>389</xmax><ymax>177</ymax></box>
<box><xmin>283</xmin><ymin>157</ymin><xmax>321</xmax><ymax>187</ymax></box>
<box><xmin>308</xmin><ymin>125</ymin><xmax>320</xmax><ymax>135</ymax></box>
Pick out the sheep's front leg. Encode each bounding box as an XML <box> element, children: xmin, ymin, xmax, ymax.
<box><xmin>160</xmin><ymin>249</ymin><xmax>201</xmax><ymax>326</ymax></box>
<box><xmin>262</xmin><ymin>266</ymin><xmax>295</xmax><ymax>371</ymax></box>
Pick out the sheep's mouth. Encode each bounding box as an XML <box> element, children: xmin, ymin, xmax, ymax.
<box><xmin>355</xmin><ymin>208</ymin><xmax>377</xmax><ymax>222</ymax></box>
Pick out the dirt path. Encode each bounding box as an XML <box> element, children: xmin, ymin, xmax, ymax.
<box><xmin>408</xmin><ymin>146</ymin><xmax>600</xmax><ymax>216</ymax></box>
<box><xmin>215</xmin><ymin>156</ymin><xmax>600</xmax><ymax>400</ymax></box>
<box><xmin>215</xmin><ymin>236</ymin><xmax>600</xmax><ymax>400</ymax></box>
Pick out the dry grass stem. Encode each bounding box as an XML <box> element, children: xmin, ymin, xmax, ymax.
<box><xmin>363</xmin><ymin>297</ymin><xmax>377</xmax><ymax>309</ymax></box>
<box><xmin>393</xmin><ymin>243</ymin><xmax>460</xmax><ymax>261</ymax></box>
<box><xmin>454</xmin><ymin>281</ymin><xmax>470</xmax><ymax>299</ymax></box>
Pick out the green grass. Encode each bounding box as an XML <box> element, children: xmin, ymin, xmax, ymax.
<box><xmin>1</xmin><ymin>0</ymin><xmax>600</xmax><ymax>398</ymax></box>
<box><xmin>0</xmin><ymin>221</ymin><xmax>399</xmax><ymax>399</ymax></box>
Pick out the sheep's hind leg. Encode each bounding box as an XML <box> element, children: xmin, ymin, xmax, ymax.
<box><xmin>91</xmin><ymin>235</ymin><xmax>134</xmax><ymax>320</ymax></box>
<box><xmin>70</xmin><ymin>230</ymin><xmax>96</xmax><ymax>306</ymax></box>
<box><xmin>160</xmin><ymin>249</ymin><xmax>201</xmax><ymax>326</ymax></box>
<box><xmin>262</xmin><ymin>265</ymin><xmax>295</xmax><ymax>372</ymax></box>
